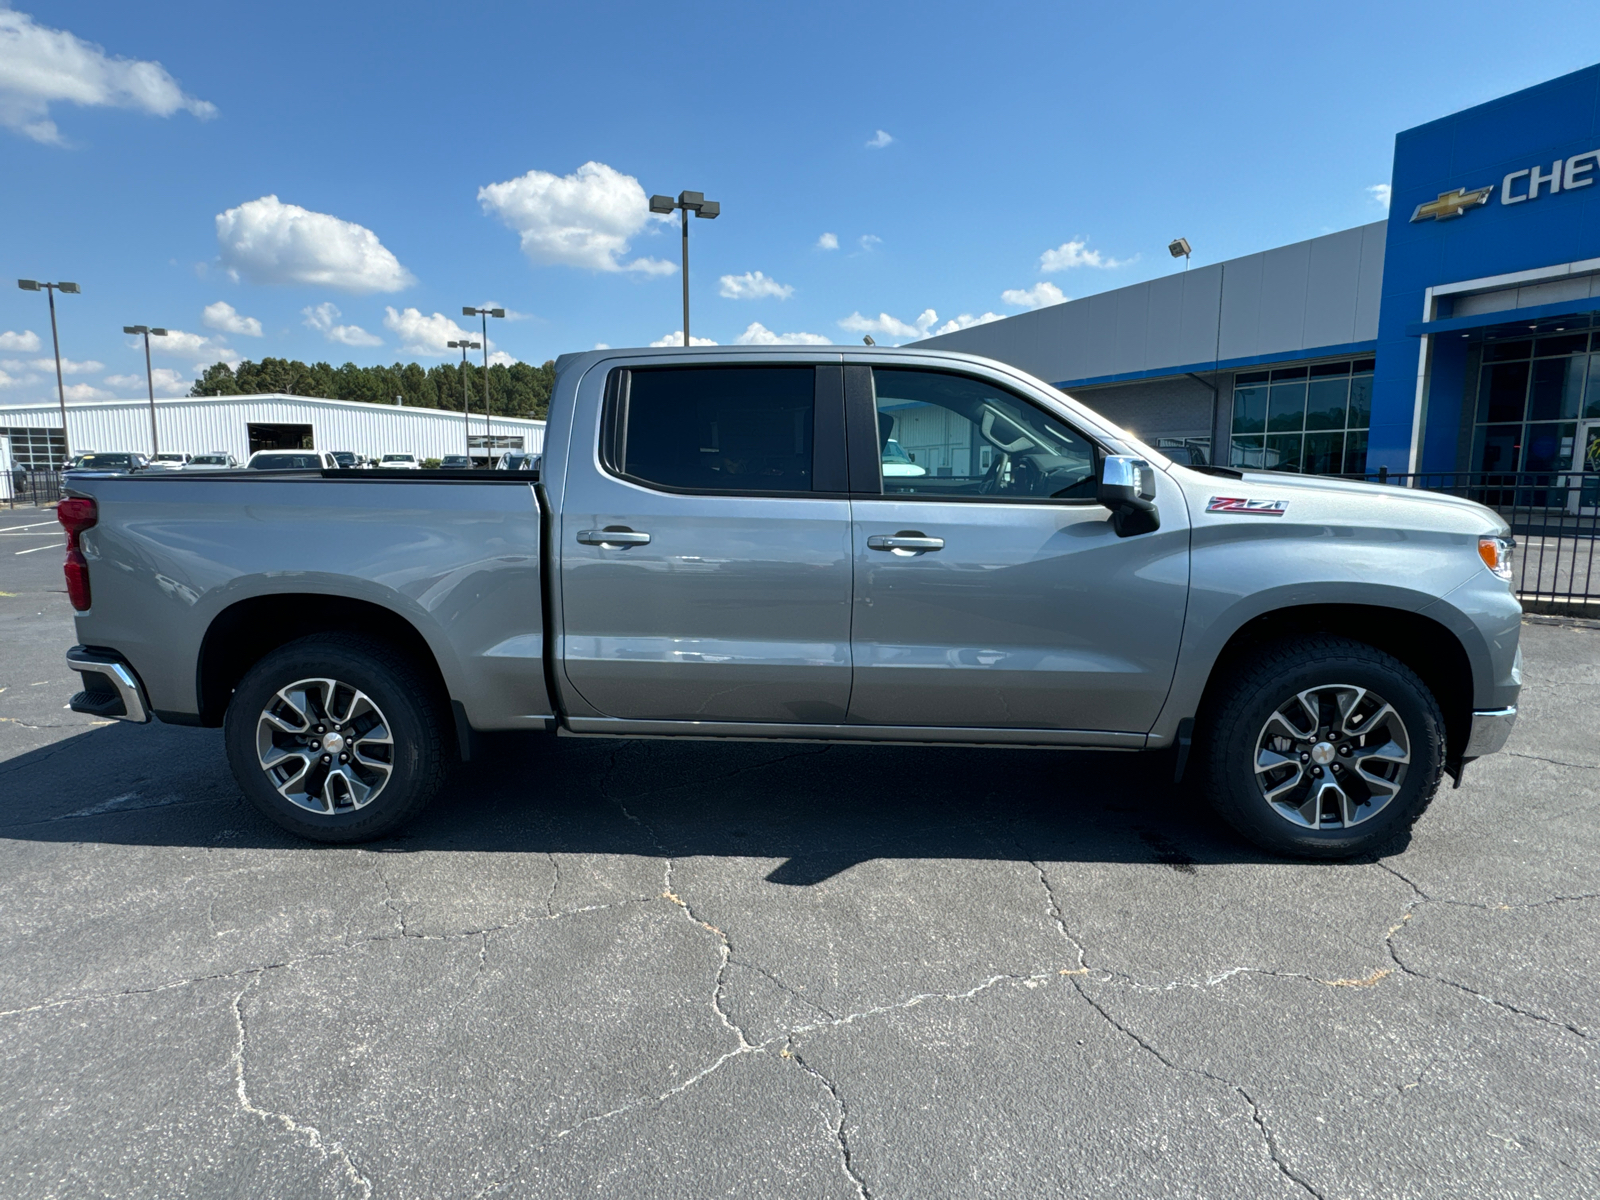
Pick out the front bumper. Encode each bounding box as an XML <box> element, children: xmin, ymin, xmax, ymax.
<box><xmin>65</xmin><ymin>646</ymin><xmax>151</xmax><ymax>724</ymax></box>
<box><xmin>1463</xmin><ymin>706</ymin><xmax>1517</xmax><ymax>758</ymax></box>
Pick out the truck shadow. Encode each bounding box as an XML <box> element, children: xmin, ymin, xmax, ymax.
<box><xmin>0</xmin><ymin>722</ymin><xmax>1400</xmax><ymax>879</ymax></box>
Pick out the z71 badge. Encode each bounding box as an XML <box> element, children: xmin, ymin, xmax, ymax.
<box><xmin>1207</xmin><ymin>496</ymin><xmax>1289</xmax><ymax>517</ymax></box>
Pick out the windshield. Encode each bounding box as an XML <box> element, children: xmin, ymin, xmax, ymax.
<box><xmin>381</xmin><ymin>455</ymin><xmax>413</xmax><ymax>462</ymax></box>
<box><xmin>190</xmin><ymin>455</ymin><xmax>228</xmax><ymax>465</ymax></box>
<box><xmin>154</xmin><ymin>454</ymin><xmax>185</xmax><ymax>462</ymax></box>
<box><xmin>250</xmin><ymin>454</ymin><xmax>321</xmax><ymax>469</ymax></box>
<box><xmin>74</xmin><ymin>454</ymin><xmax>135</xmax><ymax>469</ymax></box>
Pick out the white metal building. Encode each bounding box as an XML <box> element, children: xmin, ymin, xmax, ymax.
<box><xmin>0</xmin><ymin>392</ymin><xmax>546</xmax><ymax>469</ymax></box>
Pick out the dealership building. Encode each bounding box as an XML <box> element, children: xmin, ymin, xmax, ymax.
<box><xmin>919</xmin><ymin>63</ymin><xmax>1600</xmax><ymax>485</ymax></box>
<box><xmin>0</xmin><ymin>392</ymin><xmax>545</xmax><ymax>470</ymax></box>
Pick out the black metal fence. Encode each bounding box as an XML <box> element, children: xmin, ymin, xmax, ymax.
<box><xmin>1350</xmin><ymin>470</ymin><xmax>1598</xmax><ymax>613</ymax></box>
<box><xmin>5</xmin><ymin>469</ymin><xmax>62</xmax><ymax>508</ymax></box>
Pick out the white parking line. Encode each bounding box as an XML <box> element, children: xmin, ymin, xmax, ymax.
<box><xmin>0</xmin><ymin>520</ymin><xmax>58</xmax><ymax>532</ymax></box>
<box><xmin>0</xmin><ymin>530</ymin><xmax>63</xmax><ymax>536</ymax></box>
<box><xmin>14</xmin><ymin>543</ymin><xmax>61</xmax><ymax>555</ymax></box>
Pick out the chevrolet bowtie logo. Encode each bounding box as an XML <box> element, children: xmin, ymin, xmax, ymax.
<box><xmin>1410</xmin><ymin>186</ymin><xmax>1493</xmax><ymax>222</ymax></box>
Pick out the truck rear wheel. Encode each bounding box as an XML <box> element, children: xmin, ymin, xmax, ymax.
<box><xmin>1202</xmin><ymin>636</ymin><xmax>1445</xmax><ymax>859</ymax></box>
<box><xmin>224</xmin><ymin>634</ymin><xmax>448</xmax><ymax>843</ymax></box>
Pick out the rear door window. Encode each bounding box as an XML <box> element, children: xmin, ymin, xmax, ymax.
<box><xmin>610</xmin><ymin>366</ymin><xmax>816</xmax><ymax>493</ymax></box>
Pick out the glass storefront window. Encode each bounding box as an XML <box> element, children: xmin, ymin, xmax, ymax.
<box><xmin>1471</xmin><ymin>328</ymin><xmax>1598</xmax><ymax>474</ymax></box>
<box><xmin>1229</xmin><ymin>359</ymin><xmax>1372</xmax><ymax>474</ymax></box>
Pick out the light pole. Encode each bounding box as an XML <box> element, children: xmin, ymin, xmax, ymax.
<box><xmin>461</xmin><ymin>307</ymin><xmax>503</xmax><ymax>457</ymax></box>
<box><xmin>648</xmin><ymin>191</ymin><xmax>720</xmax><ymax>345</ymax></box>
<box><xmin>123</xmin><ymin>325</ymin><xmax>169</xmax><ymax>457</ymax></box>
<box><xmin>1168</xmin><ymin>238</ymin><xmax>1193</xmax><ymax>271</ymax></box>
<box><xmin>447</xmin><ymin>339</ymin><xmax>480</xmax><ymax>460</ymax></box>
<box><xmin>17</xmin><ymin>279</ymin><xmax>80</xmax><ymax>463</ymax></box>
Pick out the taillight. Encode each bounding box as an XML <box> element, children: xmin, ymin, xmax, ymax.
<box><xmin>57</xmin><ymin>496</ymin><xmax>97</xmax><ymax>611</ymax></box>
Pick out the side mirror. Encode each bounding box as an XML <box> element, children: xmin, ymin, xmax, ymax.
<box><xmin>1098</xmin><ymin>455</ymin><xmax>1160</xmax><ymax>537</ymax></box>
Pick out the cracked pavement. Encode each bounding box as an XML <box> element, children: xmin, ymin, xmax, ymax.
<box><xmin>2</xmin><ymin>527</ymin><xmax>1599</xmax><ymax>1197</ymax></box>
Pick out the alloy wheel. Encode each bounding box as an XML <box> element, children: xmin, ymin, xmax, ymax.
<box><xmin>1253</xmin><ymin>684</ymin><xmax>1410</xmax><ymax>829</ymax></box>
<box><xmin>255</xmin><ymin>677</ymin><xmax>394</xmax><ymax>814</ymax></box>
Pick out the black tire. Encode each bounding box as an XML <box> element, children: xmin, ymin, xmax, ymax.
<box><xmin>224</xmin><ymin>633</ymin><xmax>449</xmax><ymax>843</ymax></box>
<box><xmin>1201</xmin><ymin>636</ymin><xmax>1445</xmax><ymax>859</ymax></box>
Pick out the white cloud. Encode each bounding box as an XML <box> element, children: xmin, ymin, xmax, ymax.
<box><xmin>202</xmin><ymin>300</ymin><xmax>262</xmax><ymax>337</ymax></box>
<box><xmin>734</xmin><ymin>322</ymin><xmax>831</xmax><ymax>346</ymax></box>
<box><xmin>478</xmin><ymin>161</ymin><xmax>675</xmax><ymax>276</ymax></box>
<box><xmin>840</xmin><ymin>310</ymin><xmax>936</xmax><ymax>340</ymax></box>
<box><xmin>30</xmin><ymin>356</ymin><xmax>102</xmax><ymax>374</ymax></box>
<box><xmin>62</xmin><ymin>383</ymin><xmax>112</xmax><ymax>401</ymax></box>
<box><xmin>140</xmin><ymin>328</ymin><xmax>236</xmax><ymax>363</ymax></box>
<box><xmin>930</xmin><ymin>312</ymin><xmax>1004</xmax><ymax>336</ymax></box>
<box><xmin>105</xmin><ymin>367</ymin><xmax>189</xmax><ymax>395</ymax></box>
<box><xmin>487</xmin><ymin>351</ymin><xmax>518</xmax><ymax>367</ymax></box>
<box><xmin>1368</xmin><ymin>183</ymin><xmax>1392</xmax><ymax>209</ymax></box>
<box><xmin>0</xmin><ymin>8</ymin><xmax>215</xmax><ymax>145</ymax></box>
<box><xmin>302</xmin><ymin>302</ymin><xmax>382</xmax><ymax>347</ymax></box>
<box><xmin>593</xmin><ymin>342</ymin><xmax>611</xmax><ymax>350</ymax></box>
<box><xmin>0</xmin><ymin>367</ymin><xmax>35</xmax><ymax>388</ymax></box>
<box><xmin>719</xmin><ymin>271</ymin><xmax>794</xmax><ymax>301</ymax></box>
<box><xmin>1039</xmin><ymin>239</ymin><xmax>1132</xmax><ymax>272</ymax></box>
<box><xmin>649</xmin><ymin>332</ymin><xmax>718</xmax><ymax>347</ymax></box>
<box><xmin>0</xmin><ymin>329</ymin><xmax>41</xmax><ymax>353</ymax></box>
<box><xmin>1000</xmin><ymin>281</ymin><xmax>1067</xmax><ymax>310</ymax></box>
<box><xmin>839</xmin><ymin>308</ymin><xmax>1002</xmax><ymax>342</ymax></box>
<box><xmin>859</xmin><ymin>234</ymin><xmax>882</xmax><ymax>252</ymax></box>
<box><xmin>865</xmin><ymin>130</ymin><xmax>893</xmax><ymax>149</ymax></box>
<box><xmin>816</xmin><ymin>232</ymin><xmax>838</xmax><ymax>251</ymax></box>
<box><xmin>215</xmin><ymin>195</ymin><xmax>414</xmax><ymax>293</ymax></box>
<box><xmin>382</xmin><ymin>307</ymin><xmax>494</xmax><ymax>356</ymax></box>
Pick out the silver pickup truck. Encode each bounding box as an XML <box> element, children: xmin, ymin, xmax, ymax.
<box><xmin>56</xmin><ymin>346</ymin><xmax>1522</xmax><ymax>858</ymax></box>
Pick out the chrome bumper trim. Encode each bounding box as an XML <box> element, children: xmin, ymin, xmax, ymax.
<box><xmin>65</xmin><ymin>647</ymin><xmax>151</xmax><ymax>724</ymax></box>
<box><xmin>1463</xmin><ymin>706</ymin><xmax>1517</xmax><ymax>758</ymax></box>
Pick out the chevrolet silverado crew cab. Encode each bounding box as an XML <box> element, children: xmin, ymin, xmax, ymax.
<box><xmin>55</xmin><ymin>346</ymin><xmax>1522</xmax><ymax>857</ymax></box>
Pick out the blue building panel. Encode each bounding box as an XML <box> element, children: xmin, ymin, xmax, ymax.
<box><xmin>1375</xmin><ymin>64</ymin><xmax>1600</xmax><ymax>471</ymax></box>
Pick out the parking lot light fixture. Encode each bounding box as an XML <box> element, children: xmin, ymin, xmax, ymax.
<box><xmin>123</xmin><ymin>325</ymin><xmax>169</xmax><ymax>457</ymax></box>
<box><xmin>649</xmin><ymin>190</ymin><xmax>721</xmax><ymax>345</ymax></box>
<box><xmin>18</xmin><ymin>279</ymin><xmax>81</xmax><ymax>461</ymax></box>
<box><xmin>447</xmin><ymin>339</ymin><xmax>482</xmax><ymax>458</ymax></box>
<box><xmin>461</xmin><ymin>308</ymin><xmax>504</xmax><ymax>452</ymax></box>
<box><xmin>1168</xmin><ymin>237</ymin><xmax>1192</xmax><ymax>270</ymax></box>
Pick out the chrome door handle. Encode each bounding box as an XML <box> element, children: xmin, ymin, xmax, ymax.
<box><xmin>578</xmin><ymin>528</ymin><xmax>651</xmax><ymax>547</ymax></box>
<box><xmin>867</xmin><ymin>533</ymin><xmax>944</xmax><ymax>552</ymax></box>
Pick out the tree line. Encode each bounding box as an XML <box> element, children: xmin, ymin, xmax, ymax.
<box><xmin>190</xmin><ymin>357</ymin><xmax>557</xmax><ymax>420</ymax></box>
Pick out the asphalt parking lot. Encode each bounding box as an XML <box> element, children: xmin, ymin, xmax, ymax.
<box><xmin>1</xmin><ymin>507</ymin><xmax>1597</xmax><ymax>1199</ymax></box>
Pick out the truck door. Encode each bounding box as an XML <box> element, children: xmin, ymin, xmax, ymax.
<box><xmin>558</xmin><ymin>362</ymin><xmax>853</xmax><ymax>723</ymax></box>
<box><xmin>845</xmin><ymin>365</ymin><xmax>1190</xmax><ymax>734</ymax></box>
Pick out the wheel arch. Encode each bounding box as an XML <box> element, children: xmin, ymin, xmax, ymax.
<box><xmin>197</xmin><ymin>593</ymin><xmax>456</xmax><ymax>732</ymax></box>
<box><xmin>1192</xmin><ymin>603</ymin><xmax>1475</xmax><ymax>764</ymax></box>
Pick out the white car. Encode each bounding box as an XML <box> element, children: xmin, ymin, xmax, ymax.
<box><xmin>378</xmin><ymin>453</ymin><xmax>420</xmax><ymax>470</ymax></box>
<box><xmin>881</xmin><ymin>438</ymin><xmax>927</xmax><ymax>477</ymax></box>
<box><xmin>185</xmin><ymin>452</ymin><xmax>240</xmax><ymax>470</ymax></box>
<box><xmin>148</xmin><ymin>453</ymin><xmax>190</xmax><ymax>470</ymax></box>
<box><xmin>246</xmin><ymin>450</ymin><xmax>338</xmax><ymax>471</ymax></box>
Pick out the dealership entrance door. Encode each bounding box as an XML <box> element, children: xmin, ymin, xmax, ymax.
<box><xmin>247</xmin><ymin>423</ymin><xmax>314</xmax><ymax>453</ymax></box>
<box><xmin>1575</xmin><ymin>419</ymin><xmax>1600</xmax><ymax>515</ymax></box>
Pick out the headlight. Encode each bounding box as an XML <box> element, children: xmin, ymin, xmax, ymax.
<box><xmin>1478</xmin><ymin>535</ymin><xmax>1514</xmax><ymax>582</ymax></box>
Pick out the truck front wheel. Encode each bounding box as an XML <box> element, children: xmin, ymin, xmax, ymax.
<box><xmin>1202</xmin><ymin>636</ymin><xmax>1445</xmax><ymax>859</ymax></box>
<box><xmin>224</xmin><ymin>634</ymin><xmax>448</xmax><ymax>843</ymax></box>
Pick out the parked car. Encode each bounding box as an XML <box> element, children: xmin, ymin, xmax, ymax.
<box><xmin>185</xmin><ymin>453</ymin><xmax>240</xmax><ymax>471</ymax></box>
<box><xmin>327</xmin><ymin>451</ymin><xmax>361</xmax><ymax>470</ymax></box>
<box><xmin>56</xmin><ymin>346</ymin><xmax>1521</xmax><ymax>858</ymax></box>
<box><xmin>439</xmin><ymin>455</ymin><xmax>472</xmax><ymax>469</ymax></box>
<box><xmin>378</xmin><ymin>453</ymin><xmax>420</xmax><ymax>469</ymax></box>
<box><xmin>494</xmin><ymin>451</ymin><xmax>539</xmax><ymax>471</ymax></box>
<box><xmin>148</xmin><ymin>453</ymin><xmax>190</xmax><ymax>470</ymax></box>
<box><xmin>245</xmin><ymin>450</ymin><xmax>338</xmax><ymax>470</ymax></box>
<box><xmin>880</xmin><ymin>438</ymin><xmax>925</xmax><ymax>477</ymax></box>
<box><xmin>65</xmin><ymin>452</ymin><xmax>147</xmax><ymax>472</ymax></box>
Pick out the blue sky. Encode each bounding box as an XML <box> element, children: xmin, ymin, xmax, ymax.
<box><xmin>2</xmin><ymin>0</ymin><xmax>1599</xmax><ymax>402</ymax></box>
